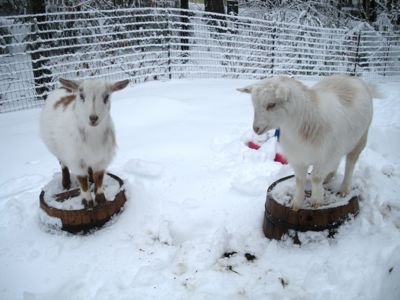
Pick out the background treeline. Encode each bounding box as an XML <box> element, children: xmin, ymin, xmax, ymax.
<box><xmin>1</xmin><ymin>1</ymin><xmax>399</xmax><ymax>29</ymax></box>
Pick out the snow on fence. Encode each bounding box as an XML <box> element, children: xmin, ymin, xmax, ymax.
<box><xmin>0</xmin><ymin>8</ymin><xmax>399</xmax><ymax>113</ymax></box>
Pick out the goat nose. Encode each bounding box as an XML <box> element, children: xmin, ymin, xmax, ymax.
<box><xmin>89</xmin><ymin>115</ymin><xmax>99</xmax><ymax>123</ymax></box>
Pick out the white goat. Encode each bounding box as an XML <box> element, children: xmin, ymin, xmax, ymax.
<box><xmin>40</xmin><ymin>78</ymin><xmax>129</xmax><ymax>208</ymax></box>
<box><xmin>238</xmin><ymin>75</ymin><xmax>376</xmax><ymax>211</ymax></box>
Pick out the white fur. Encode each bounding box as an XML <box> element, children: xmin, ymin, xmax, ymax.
<box><xmin>238</xmin><ymin>75</ymin><xmax>376</xmax><ymax>210</ymax></box>
<box><xmin>40</xmin><ymin>78</ymin><xmax>128</xmax><ymax>201</ymax></box>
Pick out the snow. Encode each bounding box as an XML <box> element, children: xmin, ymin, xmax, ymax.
<box><xmin>0</xmin><ymin>78</ymin><xmax>399</xmax><ymax>300</ymax></box>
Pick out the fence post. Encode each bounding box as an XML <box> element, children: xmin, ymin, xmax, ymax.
<box><xmin>383</xmin><ymin>34</ymin><xmax>390</xmax><ymax>77</ymax></box>
<box><xmin>166</xmin><ymin>10</ymin><xmax>172</xmax><ymax>80</ymax></box>
<box><xmin>352</xmin><ymin>31</ymin><xmax>361</xmax><ymax>76</ymax></box>
<box><xmin>271</xmin><ymin>26</ymin><xmax>276</xmax><ymax>75</ymax></box>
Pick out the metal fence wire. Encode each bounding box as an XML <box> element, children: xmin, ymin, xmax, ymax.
<box><xmin>0</xmin><ymin>8</ymin><xmax>399</xmax><ymax>113</ymax></box>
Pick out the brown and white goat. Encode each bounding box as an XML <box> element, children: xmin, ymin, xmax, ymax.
<box><xmin>40</xmin><ymin>78</ymin><xmax>129</xmax><ymax>208</ymax></box>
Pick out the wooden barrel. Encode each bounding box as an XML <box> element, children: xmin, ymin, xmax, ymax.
<box><xmin>263</xmin><ymin>175</ymin><xmax>359</xmax><ymax>243</ymax></box>
<box><xmin>40</xmin><ymin>173</ymin><xmax>127</xmax><ymax>233</ymax></box>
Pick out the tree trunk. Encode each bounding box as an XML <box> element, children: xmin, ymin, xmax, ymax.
<box><xmin>181</xmin><ymin>0</ymin><xmax>188</xmax><ymax>9</ymax></box>
<box><xmin>204</xmin><ymin>0</ymin><xmax>226</xmax><ymax>33</ymax></box>
<box><xmin>180</xmin><ymin>0</ymin><xmax>189</xmax><ymax>51</ymax></box>
<box><xmin>28</xmin><ymin>0</ymin><xmax>52</xmax><ymax>100</ymax></box>
<box><xmin>205</xmin><ymin>0</ymin><xmax>225</xmax><ymax>14</ymax></box>
<box><xmin>362</xmin><ymin>0</ymin><xmax>377</xmax><ymax>22</ymax></box>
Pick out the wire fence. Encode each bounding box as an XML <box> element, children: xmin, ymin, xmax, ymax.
<box><xmin>0</xmin><ymin>8</ymin><xmax>399</xmax><ymax>113</ymax></box>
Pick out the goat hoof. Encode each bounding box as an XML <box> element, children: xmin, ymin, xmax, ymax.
<box><xmin>95</xmin><ymin>193</ymin><xmax>107</xmax><ymax>205</ymax></box>
<box><xmin>81</xmin><ymin>199</ymin><xmax>94</xmax><ymax>209</ymax></box>
<box><xmin>311</xmin><ymin>202</ymin><xmax>320</xmax><ymax>209</ymax></box>
<box><xmin>81</xmin><ymin>199</ymin><xmax>88</xmax><ymax>208</ymax></box>
<box><xmin>337</xmin><ymin>190</ymin><xmax>348</xmax><ymax>197</ymax></box>
<box><xmin>62</xmin><ymin>180</ymin><xmax>71</xmax><ymax>190</ymax></box>
<box><xmin>290</xmin><ymin>197</ymin><xmax>303</xmax><ymax>211</ymax></box>
<box><xmin>88</xmin><ymin>200</ymin><xmax>94</xmax><ymax>208</ymax></box>
<box><xmin>310</xmin><ymin>197</ymin><xmax>320</xmax><ymax>209</ymax></box>
<box><xmin>290</xmin><ymin>203</ymin><xmax>301</xmax><ymax>212</ymax></box>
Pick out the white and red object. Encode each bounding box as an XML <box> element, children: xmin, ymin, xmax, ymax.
<box><xmin>274</xmin><ymin>152</ymin><xmax>288</xmax><ymax>164</ymax></box>
<box><xmin>246</xmin><ymin>129</ymin><xmax>288</xmax><ymax>165</ymax></box>
<box><xmin>246</xmin><ymin>141</ymin><xmax>261</xmax><ymax>150</ymax></box>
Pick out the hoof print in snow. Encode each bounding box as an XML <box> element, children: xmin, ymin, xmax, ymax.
<box><xmin>279</xmin><ymin>277</ymin><xmax>289</xmax><ymax>288</ymax></box>
<box><xmin>244</xmin><ymin>252</ymin><xmax>257</xmax><ymax>262</ymax></box>
<box><xmin>222</xmin><ymin>251</ymin><xmax>238</xmax><ymax>258</ymax></box>
<box><xmin>40</xmin><ymin>173</ymin><xmax>127</xmax><ymax>234</ymax></box>
<box><xmin>264</xmin><ymin>175</ymin><xmax>360</xmax><ymax>244</ymax></box>
<box><xmin>124</xmin><ymin>159</ymin><xmax>164</xmax><ymax>179</ymax></box>
<box><xmin>227</xmin><ymin>265</ymin><xmax>239</xmax><ymax>274</ymax></box>
<box><xmin>382</xmin><ymin>165</ymin><xmax>395</xmax><ymax>177</ymax></box>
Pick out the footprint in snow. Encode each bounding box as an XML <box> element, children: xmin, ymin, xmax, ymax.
<box><xmin>172</xmin><ymin>228</ymin><xmax>229</xmax><ymax>275</ymax></box>
<box><xmin>230</xmin><ymin>176</ymin><xmax>268</xmax><ymax>196</ymax></box>
<box><xmin>218</xmin><ymin>251</ymin><xmax>258</xmax><ymax>274</ymax></box>
<box><xmin>124</xmin><ymin>159</ymin><xmax>164</xmax><ymax>179</ymax></box>
<box><xmin>0</xmin><ymin>174</ymin><xmax>46</xmax><ymax>199</ymax></box>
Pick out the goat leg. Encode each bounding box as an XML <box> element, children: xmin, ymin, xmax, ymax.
<box><xmin>88</xmin><ymin>167</ymin><xmax>94</xmax><ymax>184</ymax></box>
<box><xmin>77</xmin><ymin>175</ymin><xmax>93</xmax><ymax>208</ymax></box>
<box><xmin>340</xmin><ymin>132</ymin><xmax>368</xmax><ymax>197</ymax></box>
<box><xmin>93</xmin><ymin>170</ymin><xmax>107</xmax><ymax>205</ymax></box>
<box><xmin>291</xmin><ymin>164</ymin><xmax>307</xmax><ymax>211</ymax></box>
<box><xmin>310</xmin><ymin>175</ymin><xmax>323</xmax><ymax>209</ymax></box>
<box><xmin>60</xmin><ymin>163</ymin><xmax>71</xmax><ymax>190</ymax></box>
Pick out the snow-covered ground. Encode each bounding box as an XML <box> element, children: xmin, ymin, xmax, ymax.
<box><xmin>0</xmin><ymin>79</ymin><xmax>399</xmax><ymax>300</ymax></box>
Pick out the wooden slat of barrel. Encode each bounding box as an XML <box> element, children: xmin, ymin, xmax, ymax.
<box><xmin>263</xmin><ymin>175</ymin><xmax>359</xmax><ymax>242</ymax></box>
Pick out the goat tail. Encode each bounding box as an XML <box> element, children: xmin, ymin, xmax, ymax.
<box><xmin>366</xmin><ymin>83</ymin><xmax>384</xmax><ymax>99</ymax></box>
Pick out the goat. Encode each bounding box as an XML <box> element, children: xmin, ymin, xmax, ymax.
<box><xmin>40</xmin><ymin>78</ymin><xmax>129</xmax><ymax>208</ymax></box>
<box><xmin>238</xmin><ymin>75</ymin><xmax>376</xmax><ymax>211</ymax></box>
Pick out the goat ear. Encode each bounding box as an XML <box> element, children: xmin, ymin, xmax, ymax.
<box><xmin>237</xmin><ymin>85</ymin><xmax>253</xmax><ymax>94</ymax></box>
<box><xmin>59</xmin><ymin>78</ymin><xmax>79</xmax><ymax>91</ymax></box>
<box><xmin>110</xmin><ymin>79</ymin><xmax>130</xmax><ymax>92</ymax></box>
<box><xmin>275</xmin><ymin>84</ymin><xmax>290</xmax><ymax>101</ymax></box>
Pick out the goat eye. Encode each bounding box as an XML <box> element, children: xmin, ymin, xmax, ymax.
<box><xmin>104</xmin><ymin>94</ymin><xmax>109</xmax><ymax>104</ymax></box>
<box><xmin>80</xmin><ymin>94</ymin><xmax>85</xmax><ymax>102</ymax></box>
<box><xmin>266</xmin><ymin>103</ymin><xmax>276</xmax><ymax>110</ymax></box>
